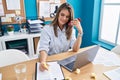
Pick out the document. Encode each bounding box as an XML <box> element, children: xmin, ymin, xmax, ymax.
<box><xmin>39</xmin><ymin>1</ymin><xmax>50</xmax><ymax>17</ymax></box>
<box><xmin>27</xmin><ymin>20</ymin><xmax>43</xmax><ymax>24</ymax></box>
<box><xmin>6</xmin><ymin>0</ymin><xmax>20</xmax><ymax>10</ymax></box>
<box><xmin>0</xmin><ymin>73</ymin><xmax>2</xmax><ymax>80</ymax></box>
<box><xmin>35</xmin><ymin>61</ymin><xmax>64</xmax><ymax>80</ymax></box>
<box><xmin>0</xmin><ymin>0</ymin><xmax>4</xmax><ymax>16</ymax></box>
<box><xmin>103</xmin><ymin>67</ymin><xmax>120</xmax><ymax>80</ymax></box>
<box><xmin>93</xmin><ymin>47</ymin><xmax>120</xmax><ymax>66</ymax></box>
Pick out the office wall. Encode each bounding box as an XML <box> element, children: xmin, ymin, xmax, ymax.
<box><xmin>80</xmin><ymin>0</ymin><xmax>95</xmax><ymax>47</ymax></box>
<box><xmin>92</xmin><ymin>0</ymin><xmax>101</xmax><ymax>41</ymax></box>
<box><xmin>24</xmin><ymin>0</ymin><xmax>82</xmax><ymax>19</ymax></box>
<box><xmin>67</xmin><ymin>0</ymin><xmax>98</xmax><ymax>47</ymax></box>
<box><xmin>24</xmin><ymin>0</ymin><xmax>38</xmax><ymax>19</ymax></box>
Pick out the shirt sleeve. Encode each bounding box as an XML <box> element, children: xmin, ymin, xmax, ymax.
<box><xmin>70</xmin><ymin>28</ymin><xmax>76</xmax><ymax>49</ymax></box>
<box><xmin>38</xmin><ymin>25</ymin><xmax>51</xmax><ymax>53</ymax></box>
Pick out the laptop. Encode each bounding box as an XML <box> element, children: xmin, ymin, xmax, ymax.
<box><xmin>58</xmin><ymin>45</ymin><xmax>100</xmax><ymax>72</ymax></box>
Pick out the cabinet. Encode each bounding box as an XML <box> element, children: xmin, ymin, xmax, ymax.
<box><xmin>0</xmin><ymin>32</ymin><xmax>40</xmax><ymax>58</ymax></box>
<box><xmin>33</xmin><ymin>37</ymin><xmax>40</xmax><ymax>54</ymax></box>
<box><xmin>0</xmin><ymin>39</ymin><xmax>2</xmax><ymax>51</ymax></box>
<box><xmin>5</xmin><ymin>39</ymin><xmax>28</xmax><ymax>54</ymax></box>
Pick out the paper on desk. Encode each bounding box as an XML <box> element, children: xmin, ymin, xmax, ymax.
<box><xmin>36</xmin><ymin>61</ymin><xmax>64</xmax><ymax>80</ymax></box>
<box><xmin>93</xmin><ymin>47</ymin><xmax>120</xmax><ymax>66</ymax></box>
<box><xmin>28</xmin><ymin>20</ymin><xmax>43</xmax><ymax>24</ymax></box>
<box><xmin>103</xmin><ymin>67</ymin><xmax>120</xmax><ymax>80</ymax></box>
<box><xmin>0</xmin><ymin>73</ymin><xmax>2</xmax><ymax>80</ymax></box>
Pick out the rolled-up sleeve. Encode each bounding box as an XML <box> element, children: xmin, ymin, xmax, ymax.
<box><xmin>39</xmin><ymin>26</ymin><xmax>50</xmax><ymax>53</ymax></box>
<box><xmin>70</xmin><ymin>28</ymin><xmax>76</xmax><ymax>49</ymax></box>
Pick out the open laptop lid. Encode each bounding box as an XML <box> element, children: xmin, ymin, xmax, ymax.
<box><xmin>58</xmin><ymin>45</ymin><xmax>100</xmax><ymax>72</ymax></box>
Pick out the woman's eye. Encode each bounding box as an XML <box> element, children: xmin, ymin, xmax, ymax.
<box><xmin>60</xmin><ymin>13</ymin><xmax>70</xmax><ymax>19</ymax></box>
<box><xmin>61</xmin><ymin>13</ymin><xmax>64</xmax><ymax>16</ymax></box>
<box><xmin>66</xmin><ymin>16</ymin><xmax>69</xmax><ymax>19</ymax></box>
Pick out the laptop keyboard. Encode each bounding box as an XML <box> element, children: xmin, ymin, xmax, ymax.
<box><xmin>65</xmin><ymin>61</ymin><xmax>75</xmax><ymax>70</ymax></box>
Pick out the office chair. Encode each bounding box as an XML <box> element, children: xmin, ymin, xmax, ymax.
<box><xmin>111</xmin><ymin>45</ymin><xmax>120</xmax><ymax>55</ymax></box>
<box><xmin>0</xmin><ymin>49</ymin><xmax>30</xmax><ymax>67</ymax></box>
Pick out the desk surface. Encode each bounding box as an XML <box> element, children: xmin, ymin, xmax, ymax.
<box><xmin>0</xmin><ymin>45</ymin><xmax>118</xmax><ymax>80</ymax></box>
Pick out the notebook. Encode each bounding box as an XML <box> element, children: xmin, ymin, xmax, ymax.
<box><xmin>103</xmin><ymin>67</ymin><xmax>120</xmax><ymax>80</ymax></box>
<box><xmin>35</xmin><ymin>61</ymin><xmax>64</xmax><ymax>80</ymax></box>
<box><xmin>58</xmin><ymin>45</ymin><xmax>100</xmax><ymax>72</ymax></box>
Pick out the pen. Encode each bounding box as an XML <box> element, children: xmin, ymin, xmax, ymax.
<box><xmin>54</xmin><ymin>78</ymin><xmax>66</xmax><ymax>80</ymax></box>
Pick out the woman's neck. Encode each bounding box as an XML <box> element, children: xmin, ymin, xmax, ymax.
<box><xmin>58</xmin><ymin>24</ymin><xmax>64</xmax><ymax>30</ymax></box>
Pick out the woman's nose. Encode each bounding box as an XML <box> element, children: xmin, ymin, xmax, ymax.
<box><xmin>63</xmin><ymin>16</ymin><xmax>67</xmax><ymax>20</ymax></box>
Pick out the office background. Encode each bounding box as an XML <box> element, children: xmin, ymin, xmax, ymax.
<box><xmin>2</xmin><ymin>0</ymin><xmax>111</xmax><ymax>49</ymax></box>
<box><xmin>24</xmin><ymin>0</ymin><xmax>101</xmax><ymax>48</ymax></box>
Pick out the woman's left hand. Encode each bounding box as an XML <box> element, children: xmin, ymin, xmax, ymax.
<box><xmin>71</xmin><ymin>19</ymin><xmax>83</xmax><ymax>33</ymax></box>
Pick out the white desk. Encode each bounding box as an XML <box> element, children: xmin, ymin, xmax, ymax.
<box><xmin>0</xmin><ymin>32</ymin><xmax>41</xmax><ymax>58</ymax></box>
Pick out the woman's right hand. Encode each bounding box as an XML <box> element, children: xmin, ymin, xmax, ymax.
<box><xmin>39</xmin><ymin>62</ymin><xmax>49</xmax><ymax>71</ymax></box>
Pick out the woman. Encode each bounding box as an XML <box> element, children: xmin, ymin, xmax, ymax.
<box><xmin>38</xmin><ymin>3</ymin><xmax>83</xmax><ymax>71</ymax></box>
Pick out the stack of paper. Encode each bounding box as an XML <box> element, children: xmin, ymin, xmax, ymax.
<box><xmin>27</xmin><ymin>19</ymin><xmax>44</xmax><ymax>33</ymax></box>
<box><xmin>27</xmin><ymin>20</ymin><xmax>43</xmax><ymax>24</ymax></box>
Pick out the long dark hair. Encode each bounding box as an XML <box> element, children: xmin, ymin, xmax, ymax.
<box><xmin>51</xmin><ymin>3</ymin><xmax>74</xmax><ymax>40</ymax></box>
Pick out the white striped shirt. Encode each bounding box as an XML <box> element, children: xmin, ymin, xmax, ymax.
<box><xmin>39</xmin><ymin>25</ymin><xmax>76</xmax><ymax>55</ymax></box>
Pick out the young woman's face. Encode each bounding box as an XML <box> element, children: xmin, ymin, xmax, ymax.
<box><xmin>58</xmin><ymin>9</ymin><xmax>70</xmax><ymax>26</ymax></box>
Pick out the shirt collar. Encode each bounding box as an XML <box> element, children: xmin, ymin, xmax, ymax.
<box><xmin>57</xmin><ymin>25</ymin><xmax>66</xmax><ymax>32</ymax></box>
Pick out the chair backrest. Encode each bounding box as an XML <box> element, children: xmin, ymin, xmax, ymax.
<box><xmin>0</xmin><ymin>49</ymin><xmax>30</xmax><ymax>67</ymax></box>
<box><xmin>111</xmin><ymin>45</ymin><xmax>120</xmax><ymax>55</ymax></box>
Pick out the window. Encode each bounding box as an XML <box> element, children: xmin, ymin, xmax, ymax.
<box><xmin>99</xmin><ymin>0</ymin><xmax>120</xmax><ymax>45</ymax></box>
